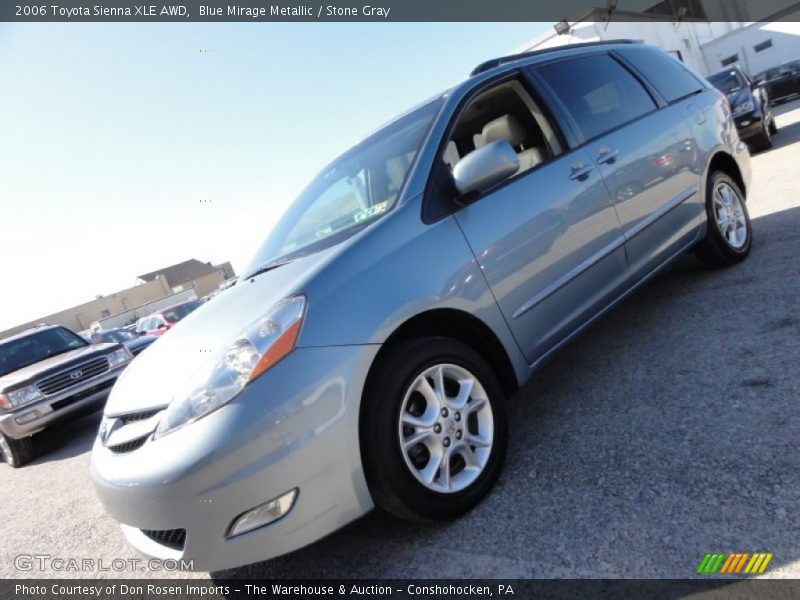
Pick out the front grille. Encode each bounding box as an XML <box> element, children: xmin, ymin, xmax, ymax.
<box><xmin>51</xmin><ymin>378</ymin><xmax>115</xmax><ymax>411</ymax></box>
<box><xmin>141</xmin><ymin>528</ymin><xmax>186</xmax><ymax>551</ymax></box>
<box><xmin>119</xmin><ymin>409</ymin><xmax>159</xmax><ymax>424</ymax></box>
<box><xmin>107</xmin><ymin>435</ymin><xmax>149</xmax><ymax>454</ymax></box>
<box><xmin>37</xmin><ymin>356</ymin><xmax>110</xmax><ymax>396</ymax></box>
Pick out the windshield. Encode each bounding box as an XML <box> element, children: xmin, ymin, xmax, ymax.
<box><xmin>96</xmin><ymin>330</ymin><xmax>138</xmax><ymax>343</ymax></box>
<box><xmin>785</xmin><ymin>60</ymin><xmax>800</xmax><ymax>73</ymax></box>
<box><xmin>708</xmin><ymin>70</ymin><xmax>745</xmax><ymax>94</ymax></box>
<box><xmin>243</xmin><ymin>97</ymin><xmax>443</xmax><ymax>277</ymax></box>
<box><xmin>0</xmin><ymin>327</ymin><xmax>87</xmax><ymax>377</ymax></box>
<box><xmin>162</xmin><ymin>300</ymin><xmax>201</xmax><ymax>324</ymax></box>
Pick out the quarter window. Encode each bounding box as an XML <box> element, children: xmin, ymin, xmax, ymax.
<box><xmin>615</xmin><ymin>45</ymin><xmax>705</xmax><ymax>103</ymax></box>
<box><xmin>536</xmin><ymin>54</ymin><xmax>657</xmax><ymax>142</ymax></box>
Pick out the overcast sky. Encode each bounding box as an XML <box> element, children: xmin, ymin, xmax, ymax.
<box><xmin>0</xmin><ymin>22</ymin><xmax>550</xmax><ymax>332</ymax></box>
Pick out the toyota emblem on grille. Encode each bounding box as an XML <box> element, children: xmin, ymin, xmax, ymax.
<box><xmin>69</xmin><ymin>370</ymin><xmax>83</xmax><ymax>379</ymax></box>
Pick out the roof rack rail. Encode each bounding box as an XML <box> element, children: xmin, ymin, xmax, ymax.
<box><xmin>470</xmin><ymin>39</ymin><xmax>641</xmax><ymax>76</ymax></box>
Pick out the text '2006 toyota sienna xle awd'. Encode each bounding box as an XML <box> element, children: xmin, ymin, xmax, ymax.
<box><xmin>91</xmin><ymin>41</ymin><xmax>752</xmax><ymax>571</ymax></box>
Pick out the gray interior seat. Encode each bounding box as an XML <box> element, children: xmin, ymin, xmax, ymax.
<box><xmin>481</xmin><ymin>114</ymin><xmax>545</xmax><ymax>174</ymax></box>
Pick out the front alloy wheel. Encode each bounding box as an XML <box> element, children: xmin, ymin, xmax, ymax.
<box><xmin>361</xmin><ymin>337</ymin><xmax>507</xmax><ymax>521</ymax></box>
<box><xmin>399</xmin><ymin>364</ymin><xmax>494</xmax><ymax>494</ymax></box>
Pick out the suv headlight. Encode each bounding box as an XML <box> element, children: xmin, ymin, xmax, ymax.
<box><xmin>107</xmin><ymin>347</ymin><xmax>133</xmax><ymax>368</ymax></box>
<box><xmin>0</xmin><ymin>385</ymin><xmax>43</xmax><ymax>410</ymax></box>
<box><xmin>154</xmin><ymin>295</ymin><xmax>306</xmax><ymax>438</ymax></box>
<box><xmin>732</xmin><ymin>100</ymin><xmax>755</xmax><ymax>116</ymax></box>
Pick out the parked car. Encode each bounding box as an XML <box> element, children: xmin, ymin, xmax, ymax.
<box><xmin>90</xmin><ymin>328</ymin><xmax>157</xmax><ymax>356</ymax></box>
<box><xmin>91</xmin><ymin>41</ymin><xmax>752</xmax><ymax>571</ymax></box>
<box><xmin>707</xmin><ymin>64</ymin><xmax>776</xmax><ymax>151</ymax></box>
<box><xmin>0</xmin><ymin>325</ymin><xmax>132</xmax><ymax>467</ymax></box>
<box><xmin>134</xmin><ymin>300</ymin><xmax>202</xmax><ymax>336</ymax></box>
<box><xmin>753</xmin><ymin>60</ymin><xmax>800</xmax><ymax>105</ymax></box>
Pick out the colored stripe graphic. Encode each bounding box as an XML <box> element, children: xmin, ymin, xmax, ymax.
<box><xmin>699</xmin><ymin>553</ymin><xmax>774</xmax><ymax>575</ymax></box>
<box><xmin>697</xmin><ymin>553</ymin><xmax>726</xmax><ymax>574</ymax></box>
<box><xmin>744</xmin><ymin>553</ymin><xmax>774</xmax><ymax>574</ymax></box>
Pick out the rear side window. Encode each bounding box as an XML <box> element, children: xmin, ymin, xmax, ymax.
<box><xmin>615</xmin><ymin>45</ymin><xmax>705</xmax><ymax>103</ymax></box>
<box><xmin>536</xmin><ymin>54</ymin><xmax>657</xmax><ymax>142</ymax></box>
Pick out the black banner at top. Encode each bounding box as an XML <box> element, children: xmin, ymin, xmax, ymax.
<box><xmin>2</xmin><ymin>0</ymin><xmax>800</xmax><ymax>22</ymax></box>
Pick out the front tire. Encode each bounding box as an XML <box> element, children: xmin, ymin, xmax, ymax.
<box><xmin>360</xmin><ymin>337</ymin><xmax>507</xmax><ymax>521</ymax></box>
<box><xmin>695</xmin><ymin>171</ymin><xmax>752</xmax><ymax>268</ymax></box>
<box><xmin>0</xmin><ymin>432</ymin><xmax>35</xmax><ymax>468</ymax></box>
<box><xmin>750</xmin><ymin>120</ymin><xmax>773</xmax><ymax>152</ymax></box>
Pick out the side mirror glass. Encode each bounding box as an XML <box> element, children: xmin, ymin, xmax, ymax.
<box><xmin>452</xmin><ymin>140</ymin><xmax>520</xmax><ymax>196</ymax></box>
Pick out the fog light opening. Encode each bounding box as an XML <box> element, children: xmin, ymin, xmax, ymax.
<box><xmin>15</xmin><ymin>411</ymin><xmax>40</xmax><ymax>425</ymax></box>
<box><xmin>226</xmin><ymin>488</ymin><xmax>298</xmax><ymax>538</ymax></box>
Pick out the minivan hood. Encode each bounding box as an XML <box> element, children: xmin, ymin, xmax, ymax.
<box><xmin>103</xmin><ymin>249</ymin><xmax>333</xmax><ymax>416</ymax></box>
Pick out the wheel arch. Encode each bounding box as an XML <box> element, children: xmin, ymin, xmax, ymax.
<box><xmin>708</xmin><ymin>151</ymin><xmax>746</xmax><ymax>198</ymax></box>
<box><xmin>365</xmin><ymin>308</ymin><xmax>520</xmax><ymax>400</ymax></box>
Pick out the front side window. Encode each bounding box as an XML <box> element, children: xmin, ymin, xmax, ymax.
<box><xmin>536</xmin><ymin>54</ymin><xmax>657</xmax><ymax>142</ymax></box>
<box><xmin>443</xmin><ymin>79</ymin><xmax>562</xmax><ymax>180</ymax></box>
<box><xmin>243</xmin><ymin>98</ymin><xmax>443</xmax><ymax>276</ymax></box>
<box><xmin>0</xmin><ymin>327</ymin><xmax>86</xmax><ymax>377</ymax></box>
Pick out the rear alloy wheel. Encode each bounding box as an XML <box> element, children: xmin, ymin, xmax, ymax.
<box><xmin>0</xmin><ymin>432</ymin><xmax>35</xmax><ymax>468</ymax></box>
<box><xmin>361</xmin><ymin>337</ymin><xmax>507</xmax><ymax>521</ymax></box>
<box><xmin>695</xmin><ymin>171</ymin><xmax>751</xmax><ymax>267</ymax></box>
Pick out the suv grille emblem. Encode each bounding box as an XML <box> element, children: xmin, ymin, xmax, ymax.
<box><xmin>69</xmin><ymin>370</ymin><xmax>83</xmax><ymax>380</ymax></box>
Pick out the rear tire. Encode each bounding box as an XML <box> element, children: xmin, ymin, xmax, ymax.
<box><xmin>695</xmin><ymin>171</ymin><xmax>751</xmax><ymax>268</ymax></box>
<box><xmin>0</xmin><ymin>433</ymin><xmax>35</xmax><ymax>468</ymax></box>
<box><xmin>360</xmin><ymin>337</ymin><xmax>507</xmax><ymax>521</ymax></box>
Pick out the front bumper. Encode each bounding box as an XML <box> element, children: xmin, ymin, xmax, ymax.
<box><xmin>733</xmin><ymin>112</ymin><xmax>763</xmax><ymax>141</ymax></box>
<box><xmin>0</xmin><ymin>364</ymin><xmax>128</xmax><ymax>439</ymax></box>
<box><xmin>90</xmin><ymin>344</ymin><xmax>378</xmax><ymax>572</ymax></box>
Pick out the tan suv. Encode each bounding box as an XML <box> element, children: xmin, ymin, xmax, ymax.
<box><xmin>0</xmin><ymin>324</ymin><xmax>132</xmax><ymax>467</ymax></box>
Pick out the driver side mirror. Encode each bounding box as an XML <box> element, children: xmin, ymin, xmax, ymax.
<box><xmin>157</xmin><ymin>323</ymin><xmax>168</xmax><ymax>330</ymax></box>
<box><xmin>452</xmin><ymin>140</ymin><xmax>520</xmax><ymax>196</ymax></box>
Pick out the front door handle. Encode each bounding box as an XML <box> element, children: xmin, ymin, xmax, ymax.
<box><xmin>568</xmin><ymin>163</ymin><xmax>594</xmax><ymax>181</ymax></box>
<box><xmin>596</xmin><ymin>147</ymin><xmax>619</xmax><ymax>164</ymax></box>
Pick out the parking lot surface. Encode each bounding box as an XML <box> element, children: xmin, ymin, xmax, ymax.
<box><xmin>2</xmin><ymin>100</ymin><xmax>799</xmax><ymax>580</ymax></box>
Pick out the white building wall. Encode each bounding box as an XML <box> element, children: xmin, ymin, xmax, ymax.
<box><xmin>516</xmin><ymin>20</ymin><xmax>740</xmax><ymax>75</ymax></box>
<box><xmin>701</xmin><ymin>17</ymin><xmax>800</xmax><ymax>75</ymax></box>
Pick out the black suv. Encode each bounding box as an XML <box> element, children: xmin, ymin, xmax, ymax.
<box><xmin>707</xmin><ymin>64</ymin><xmax>777</xmax><ymax>151</ymax></box>
<box><xmin>0</xmin><ymin>325</ymin><xmax>132</xmax><ymax>467</ymax></box>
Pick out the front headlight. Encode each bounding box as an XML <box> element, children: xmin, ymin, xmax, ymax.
<box><xmin>154</xmin><ymin>295</ymin><xmax>306</xmax><ymax>438</ymax></box>
<box><xmin>733</xmin><ymin>100</ymin><xmax>755</xmax><ymax>116</ymax></box>
<box><xmin>0</xmin><ymin>385</ymin><xmax>43</xmax><ymax>410</ymax></box>
<box><xmin>107</xmin><ymin>347</ymin><xmax>133</xmax><ymax>368</ymax></box>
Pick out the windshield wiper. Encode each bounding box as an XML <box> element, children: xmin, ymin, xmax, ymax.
<box><xmin>245</xmin><ymin>257</ymin><xmax>299</xmax><ymax>280</ymax></box>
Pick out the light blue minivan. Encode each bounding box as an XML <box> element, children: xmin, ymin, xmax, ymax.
<box><xmin>91</xmin><ymin>41</ymin><xmax>752</xmax><ymax>571</ymax></box>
